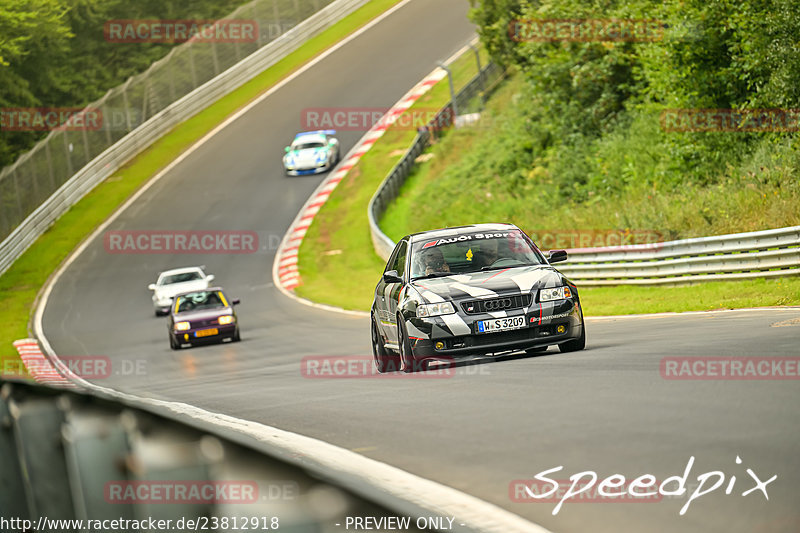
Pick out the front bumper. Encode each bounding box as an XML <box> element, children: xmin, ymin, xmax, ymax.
<box><xmin>284</xmin><ymin>162</ymin><xmax>330</xmax><ymax>176</ymax></box>
<box><xmin>407</xmin><ymin>298</ymin><xmax>583</xmax><ymax>360</ymax></box>
<box><xmin>172</xmin><ymin>324</ymin><xmax>237</xmax><ymax>344</ymax></box>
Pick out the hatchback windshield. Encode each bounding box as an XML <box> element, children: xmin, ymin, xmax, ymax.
<box><xmin>409</xmin><ymin>230</ymin><xmax>545</xmax><ymax>279</ymax></box>
<box><xmin>174</xmin><ymin>290</ymin><xmax>226</xmax><ymax>313</ymax></box>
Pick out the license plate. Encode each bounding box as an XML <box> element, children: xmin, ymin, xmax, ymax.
<box><xmin>195</xmin><ymin>328</ymin><xmax>218</xmax><ymax>338</ymax></box>
<box><xmin>476</xmin><ymin>316</ymin><xmax>526</xmax><ymax>334</ymax></box>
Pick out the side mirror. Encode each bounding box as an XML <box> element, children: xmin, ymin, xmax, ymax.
<box><xmin>382</xmin><ymin>270</ymin><xmax>402</xmax><ymax>284</ymax></box>
<box><xmin>232</xmin><ymin>299</ymin><xmax>241</xmax><ymax>306</ymax></box>
<box><xmin>148</xmin><ymin>283</ymin><xmax>156</xmax><ymax>291</ymax></box>
<box><xmin>547</xmin><ymin>250</ymin><xmax>568</xmax><ymax>263</ymax></box>
<box><xmin>284</xmin><ymin>146</ymin><xmax>291</xmax><ymax>153</ymax></box>
<box><xmin>206</xmin><ymin>274</ymin><xmax>215</xmax><ymax>283</ymax></box>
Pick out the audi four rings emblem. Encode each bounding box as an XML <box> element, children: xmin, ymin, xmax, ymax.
<box><xmin>484</xmin><ymin>298</ymin><xmax>513</xmax><ymax>311</ymax></box>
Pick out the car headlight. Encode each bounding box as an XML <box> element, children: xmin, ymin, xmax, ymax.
<box><xmin>417</xmin><ymin>302</ymin><xmax>456</xmax><ymax>318</ymax></box>
<box><xmin>175</xmin><ymin>321</ymin><xmax>190</xmax><ymax>331</ymax></box>
<box><xmin>218</xmin><ymin>315</ymin><xmax>235</xmax><ymax>325</ymax></box>
<box><xmin>539</xmin><ymin>286</ymin><xmax>572</xmax><ymax>302</ymax></box>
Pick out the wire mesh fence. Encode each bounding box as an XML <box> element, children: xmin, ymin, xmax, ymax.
<box><xmin>0</xmin><ymin>0</ymin><xmax>334</xmax><ymax>243</ymax></box>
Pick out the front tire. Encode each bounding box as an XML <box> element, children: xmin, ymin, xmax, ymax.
<box><xmin>372</xmin><ymin>316</ymin><xmax>399</xmax><ymax>373</ymax></box>
<box><xmin>397</xmin><ymin>320</ymin><xmax>415</xmax><ymax>373</ymax></box>
<box><xmin>559</xmin><ymin>308</ymin><xmax>586</xmax><ymax>353</ymax></box>
<box><xmin>232</xmin><ymin>328</ymin><xmax>241</xmax><ymax>342</ymax></box>
<box><xmin>169</xmin><ymin>335</ymin><xmax>180</xmax><ymax>350</ymax></box>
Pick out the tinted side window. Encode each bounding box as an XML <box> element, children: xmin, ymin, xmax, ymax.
<box><xmin>391</xmin><ymin>241</ymin><xmax>408</xmax><ymax>277</ymax></box>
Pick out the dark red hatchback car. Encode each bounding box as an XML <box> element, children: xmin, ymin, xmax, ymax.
<box><xmin>167</xmin><ymin>287</ymin><xmax>240</xmax><ymax>349</ymax></box>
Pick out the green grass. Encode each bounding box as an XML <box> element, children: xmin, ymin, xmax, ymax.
<box><xmin>0</xmin><ymin>0</ymin><xmax>404</xmax><ymax>363</ymax></box>
<box><xmin>580</xmin><ymin>277</ymin><xmax>800</xmax><ymax>316</ymax></box>
<box><xmin>294</xmin><ymin>47</ymin><xmax>488</xmax><ymax>310</ymax></box>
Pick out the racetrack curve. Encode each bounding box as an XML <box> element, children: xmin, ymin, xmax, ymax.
<box><xmin>39</xmin><ymin>0</ymin><xmax>800</xmax><ymax>531</ymax></box>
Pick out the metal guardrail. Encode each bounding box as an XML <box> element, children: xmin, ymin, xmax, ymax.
<box><xmin>554</xmin><ymin>226</ymin><xmax>800</xmax><ymax>286</ymax></box>
<box><xmin>0</xmin><ymin>378</ymin><xmax>437</xmax><ymax>531</ymax></box>
<box><xmin>368</xmin><ymin>62</ymin><xmax>505</xmax><ymax>260</ymax></box>
<box><xmin>366</xmin><ymin>70</ymin><xmax>800</xmax><ymax>286</ymax></box>
<box><xmin>0</xmin><ymin>0</ymin><xmax>371</xmax><ymax>277</ymax></box>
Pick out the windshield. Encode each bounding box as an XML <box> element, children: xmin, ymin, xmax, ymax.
<box><xmin>292</xmin><ymin>141</ymin><xmax>325</xmax><ymax>150</ymax></box>
<box><xmin>174</xmin><ymin>290</ymin><xmax>226</xmax><ymax>313</ymax></box>
<box><xmin>409</xmin><ymin>230</ymin><xmax>545</xmax><ymax>279</ymax></box>
<box><xmin>160</xmin><ymin>271</ymin><xmax>202</xmax><ymax>285</ymax></box>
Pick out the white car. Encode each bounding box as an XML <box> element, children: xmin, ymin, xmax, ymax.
<box><xmin>148</xmin><ymin>266</ymin><xmax>215</xmax><ymax>316</ymax></box>
<box><xmin>283</xmin><ymin>130</ymin><xmax>340</xmax><ymax>176</ymax></box>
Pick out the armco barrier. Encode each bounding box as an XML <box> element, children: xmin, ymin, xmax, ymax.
<box><xmin>366</xmin><ymin>72</ymin><xmax>800</xmax><ymax>286</ymax></box>
<box><xmin>0</xmin><ymin>0</ymin><xmax>372</xmax><ymax>277</ymax></box>
<box><xmin>0</xmin><ymin>378</ymin><xmax>432</xmax><ymax>531</ymax></box>
<box><xmin>555</xmin><ymin>226</ymin><xmax>800</xmax><ymax>286</ymax></box>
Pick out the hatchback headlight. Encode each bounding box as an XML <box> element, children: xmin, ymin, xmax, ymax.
<box><xmin>218</xmin><ymin>315</ymin><xmax>235</xmax><ymax>325</ymax></box>
<box><xmin>175</xmin><ymin>321</ymin><xmax>190</xmax><ymax>331</ymax></box>
<box><xmin>417</xmin><ymin>302</ymin><xmax>456</xmax><ymax>318</ymax></box>
<box><xmin>539</xmin><ymin>286</ymin><xmax>572</xmax><ymax>302</ymax></box>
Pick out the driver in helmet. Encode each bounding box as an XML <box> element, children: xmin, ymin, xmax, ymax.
<box><xmin>422</xmin><ymin>248</ymin><xmax>450</xmax><ymax>275</ymax></box>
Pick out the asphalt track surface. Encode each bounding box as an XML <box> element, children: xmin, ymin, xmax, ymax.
<box><xmin>39</xmin><ymin>1</ymin><xmax>800</xmax><ymax>531</ymax></box>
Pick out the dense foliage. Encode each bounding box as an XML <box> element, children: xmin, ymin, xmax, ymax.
<box><xmin>384</xmin><ymin>0</ymin><xmax>799</xmax><ymax>239</ymax></box>
<box><xmin>0</xmin><ymin>0</ymin><xmax>246</xmax><ymax>167</ymax></box>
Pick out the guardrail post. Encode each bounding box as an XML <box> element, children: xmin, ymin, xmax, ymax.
<box><xmin>437</xmin><ymin>62</ymin><xmax>458</xmax><ymax>121</ymax></box>
<box><xmin>0</xmin><ymin>385</ymin><xmax>30</xmax><ymax>521</ymax></box>
<box><xmin>10</xmin><ymin>393</ymin><xmax>77</xmax><ymax>522</ymax></box>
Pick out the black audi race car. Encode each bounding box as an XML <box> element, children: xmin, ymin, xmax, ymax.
<box><xmin>371</xmin><ymin>223</ymin><xmax>585</xmax><ymax>372</ymax></box>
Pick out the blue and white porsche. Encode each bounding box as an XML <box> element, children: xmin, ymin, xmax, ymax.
<box><xmin>283</xmin><ymin>130</ymin><xmax>340</xmax><ymax>176</ymax></box>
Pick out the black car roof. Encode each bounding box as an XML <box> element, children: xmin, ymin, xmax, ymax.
<box><xmin>407</xmin><ymin>223</ymin><xmax>519</xmax><ymax>243</ymax></box>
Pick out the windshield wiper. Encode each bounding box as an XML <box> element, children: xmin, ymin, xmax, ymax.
<box><xmin>479</xmin><ymin>263</ymin><xmax>539</xmax><ymax>272</ymax></box>
<box><xmin>411</xmin><ymin>271</ymin><xmax>454</xmax><ymax>281</ymax></box>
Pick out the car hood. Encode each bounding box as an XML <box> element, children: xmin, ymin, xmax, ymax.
<box><xmin>155</xmin><ymin>280</ymin><xmax>208</xmax><ymax>298</ymax></box>
<box><xmin>410</xmin><ymin>265</ymin><xmax>565</xmax><ymax>302</ymax></box>
<box><xmin>286</xmin><ymin>147</ymin><xmax>327</xmax><ymax>165</ymax></box>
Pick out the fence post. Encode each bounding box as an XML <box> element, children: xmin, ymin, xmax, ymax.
<box><xmin>437</xmin><ymin>62</ymin><xmax>458</xmax><ymax>122</ymax></box>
